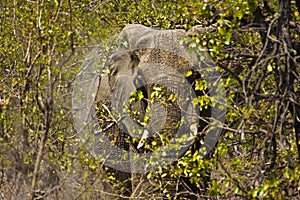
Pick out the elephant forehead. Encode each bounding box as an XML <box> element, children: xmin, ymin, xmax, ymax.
<box><xmin>119</xmin><ymin>24</ymin><xmax>190</xmax><ymax>59</ymax></box>
<box><xmin>135</xmin><ymin>30</ymin><xmax>184</xmax><ymax>49</ymax></box>
<box><xmin>134</xmin><ymin>49</ymin><xmax>193</xmax><ymax>75</ymax></box>
<box><xmin>121</xmin><ymin>24</ymin><xmax>186</xmax><ymax>44</ymax></box>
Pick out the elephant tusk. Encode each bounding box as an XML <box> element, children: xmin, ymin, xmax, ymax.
<box><xmin>137</xmin><ymin>129</ymin><xmax>149</xmax><ymax>149</ymax></box>
<box><xmin>188</xmin><ymin>123</ymin><xmax>198</xmax><ymax>142</ymax></box>
<box><xmin>189</xmin><ymin>123</ymin><xmax>198</xmax><ymax>136</ymax></box>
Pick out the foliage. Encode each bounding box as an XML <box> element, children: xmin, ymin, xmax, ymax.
<box><xmin>0</xmin><ymin>0</ymin><xmax>299</xmax><ymax>199</ymax></box>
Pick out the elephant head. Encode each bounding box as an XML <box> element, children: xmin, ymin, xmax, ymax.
<box><xmin>92</xmin><ymin>24</ymin><xmax>219</xmax><ymax>199</ymax></box>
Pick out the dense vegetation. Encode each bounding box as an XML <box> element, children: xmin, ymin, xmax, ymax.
<box><xmin>0</xmin><ymin>0</ymin><xmax>299</xmax><ymax>199</ymax></box>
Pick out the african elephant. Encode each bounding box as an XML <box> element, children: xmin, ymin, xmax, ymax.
<box><xmin>92</xmin><ymin>24</ymin><xmax>221</xmax><ymax>199</ymax></box>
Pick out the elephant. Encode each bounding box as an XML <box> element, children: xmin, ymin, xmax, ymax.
<box><xmin>84</xmin><ymin>24</ymin><xmax>223</xmax><ymax>199</ymax></box>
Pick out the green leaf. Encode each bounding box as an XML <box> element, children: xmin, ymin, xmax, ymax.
<box><xmin>186</xmin><ymin>70</ymin><xmax>193</xmax><ymax>77</ymax></box>
<box><xmin>267</xmin><ymin>63</ymin><xmax>273</xmax><ymax>72</ymax></box>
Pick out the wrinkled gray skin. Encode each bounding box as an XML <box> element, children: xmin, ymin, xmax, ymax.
<box><xmin>96</xmin><ymin>24</ymin><xmax>210</xmax><ymax>199</ymax></box>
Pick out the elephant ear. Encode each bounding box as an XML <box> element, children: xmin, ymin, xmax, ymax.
<box><xmin>95</xmin><ymin>73</ymin><xmax>110</xmax><ymax>104</ymax></box>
